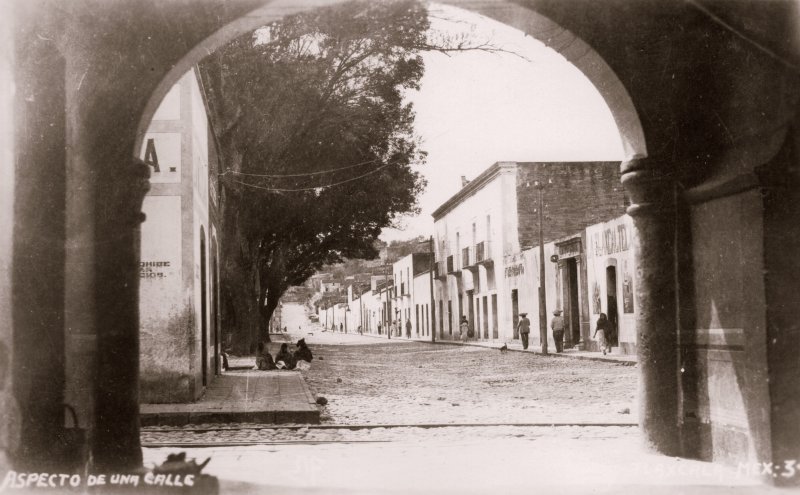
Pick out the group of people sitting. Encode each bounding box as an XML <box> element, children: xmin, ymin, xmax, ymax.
<box><xmin>255</xmin><ymin>338</ymin><xmax>314</xmax><ymax>371</ymax></box>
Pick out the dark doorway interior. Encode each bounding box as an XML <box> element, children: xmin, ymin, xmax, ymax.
<box><xmin>211</xmin><ymin>243</ymin><xmax>219</xmax><ymax>376</ymax></box>
<box><xmin>439</xmin><ymin>300</ymin><xmax>444</xmax><ymax>339</ymax></box>
<box><xmin>467</xmin><ymin>290</ymin><xmax>475</xmax><ymax>336</ymax></box>
<box><xmin>491</xmin><ymin>294</ymin><xmax>499</xmax><ymax>339</ymax></box>
<box><xmin>200</xmin><ymin>228</ymin><xmax>208</xmax><ymax>387</ymax></box>
<box><xmin>482</xmin><ymin>295</ymin><xmax>489</xmax><ymax>339</ymax></box>
<box><xmin>565</xmin><ymin>259</ymin><xmax>580</xmax><ymax>347</ymax></box>
<box><xmin>448</xmin><ymin>300</ymin><xmax>453</xmax><ymax>336</ymax></box>
<box><xmin>606</xmin><ymin>265</ymin><xmax>619</xmax><ymax>347</ymax></box>
<box><xmin>511</xmin><ymin>289</ymin><xmax>519</xmax><ymax>339</ymax></box>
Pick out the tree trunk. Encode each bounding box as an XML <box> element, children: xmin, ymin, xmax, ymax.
<box><xmin>258</xmin><ymin>293</ymin><xmax>280</xmax><ymax>343</ymax></box>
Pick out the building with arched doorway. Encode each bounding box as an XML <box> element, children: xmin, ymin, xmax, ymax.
<box><xmin>138</xmin><ymin>69</ymin><xmax>222</xmax><ymax>403</ymax></box>
<box><xmin>3</xmin><ymin>0</ymin><xmax>799</xmax><ymax>484</ymax></box>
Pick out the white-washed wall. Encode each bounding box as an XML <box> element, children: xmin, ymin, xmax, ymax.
<box><xmin>584</xmin><ymin>215</ymin><xmax>637</xmax><ymax>354</ymax></box>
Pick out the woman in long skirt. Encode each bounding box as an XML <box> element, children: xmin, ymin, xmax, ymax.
<box><xmin>593</xmin><ymin>313</ymin><xmax>612</xmax><ymax>355</ymax></box>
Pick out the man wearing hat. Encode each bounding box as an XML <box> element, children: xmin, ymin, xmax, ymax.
<box><xmin>517</xmin><ymin>312</ymin><xmax>531</xmax><ymax>350</ymax></box>
<box><xmin>551</xmin><ymin>309</ymin><xmax>565</xmax><ymax>352</ymax></box>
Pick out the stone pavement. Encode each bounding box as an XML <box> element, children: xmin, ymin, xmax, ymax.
<box><xmin>142</xmin><ymin>426</ymin><xmax>775</xmax><ymax>495</ymax></box>
<box><xmin>140</xmin><ymin>371</ymin><xmax>320</xmax><ymax>426</ymax></box>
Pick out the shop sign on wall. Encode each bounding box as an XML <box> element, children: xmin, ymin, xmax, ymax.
<box><xmin>141</xmin><ymin>132</ymin><xmax>181</xmax><ymax>183</ymax></box>
<box><xmin>622</xmin><ymin>259</ymin><xmax>634</xmax><ymax>313</ymax></box>
<box><xmin>592</xmin><ymin>281</ymin><xmax>602</xmax><ymax>314</ymax></box>
<box><xmin>593</xmin><ymin>223</ymin><xmax>629</xmax><ymax>257</ymax></box>
<box><xmin>557</xmin><ymin>238</ymin><xmax>581</xmax><ymax>258</ymax></box>
<box><xmin>140</xmin><ymin>261</ymin><xmax>171</xmax><ymax>279</ymax></box>
<box><xmin>504</xmin><ymin>264</ymin><xmax>524</xmax><ymax>278</ymax></box>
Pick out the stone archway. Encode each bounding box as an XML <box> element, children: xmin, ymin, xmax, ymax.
<box><xmin>135</xmin><ymin>0</ymin><xmax>646</xmax><ymax>159</ymax></box>
<box><xmin>13</xmin><ymin>0</ymin><xmax>648</xmax><ymax>472</ymax></box>
<box><xmin>9</xmin><ymin>0</ymin><xmax>800</xmax><ymax>482</ymax></box>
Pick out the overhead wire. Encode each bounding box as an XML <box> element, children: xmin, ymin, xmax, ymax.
<box><xmin>224</xmin><ymin>162</ymin><xmax>393</xmax><ymax>192</ymax></box>
<box><xmin>220</xmin><ymin>158</ymin><xmax>380</xmax><ymax>178</ymax></box>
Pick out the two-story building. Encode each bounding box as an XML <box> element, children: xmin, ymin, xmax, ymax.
<box><xmin>391</xmin><ymin>252</ymin><xmax>433</xmax><ymax>337</ymax></box>
<box><xmin>433</xmin><ymin>161</ymin><xmax>627</xmax><ymax>349</ymax></box>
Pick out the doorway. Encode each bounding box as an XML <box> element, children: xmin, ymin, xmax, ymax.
<box><xmin>511</xmin><ymin>289</ymin><xmax>519</xmax><ymax>339</ymax></box>
<box><xmin>491</xmin><ymin>294</ymin><xmax>499</xmax><ymax>339</ymax></box>
<box><xmin>200</xmin><ymin>228</ymin><xmax>208</xmax><ymax>387</ymax></box>
<box><xmin>563</xmin><ymin>259</ymin><xmax>581</xmax><ymax>347</ymax></box>
<box><xmin>467</xmin><ymin>290</ymin><xmax>475</xmax><ymax>336</ymax></box>
<box><xmin>482</xmin><ymin>295</ymin><xmax>489</xmax><ymax>339</ymax></box>
<box><xmin>606</xmin><ymin>265</ymin><xmax>619</xmax><ymax>347</ymax></box>
<box><xmin>211</xmin><ymin>240</ymin><xmax>219</xmax><ymax>376</ymax></box>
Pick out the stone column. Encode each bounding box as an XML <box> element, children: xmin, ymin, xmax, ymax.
<box><xmin>92</xmin><ymin>159</ymin><xmax>149</xmax><ymax>471</ymax></box>
<box><xmin>620</xmin><ymin>158</ymin><xmax>681</xmax><ymax>456</ymax></box>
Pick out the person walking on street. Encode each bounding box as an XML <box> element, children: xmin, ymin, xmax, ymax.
<box><xmin>593</xmin><ymin>313</ymin><xmax>612</xmax><ymax>355</ymax></box>
<box><xmin>459</xmin><ymin>316</ymin><xmax>469</xmax><ymax>343</ymax></box>
<box><xmin>517</xmin><ymin>313</ymin><xmax>531</xmax><ymax>350</ymax></box>
<box><xmin>406</xmin><ymin>319</ymin><xmax>412</xmax><ymax>339</ymax></box>
<box><xmin>551</xmin><ymin>309</ymin><xmax>565</xmax><ymax>353</ymax></box>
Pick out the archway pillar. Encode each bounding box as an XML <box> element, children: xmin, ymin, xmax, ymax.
<box><xmin>621</xmin><ymin>158</ymin><xmax>681</xmax><ymax>456</ymax></box>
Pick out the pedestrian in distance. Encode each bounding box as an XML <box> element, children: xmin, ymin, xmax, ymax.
<box><xmin>594</xmin><ymin>313</ymin><xmax>613</xmax><ymax>355</ymax></box>
<box><xmin>406</xmin><ymin>319</ymin><xmax>412</xmax><ymax>339</ymax></box>
<box><xmin>459</xmin><ymin>316</ymin><xmax>469</xmax><ymax>343</ymax></box>
<box><xmin>551</xmin><ymin>309</ymin><xmax>565</xmax><ymax>353</ymax></box>
<box><xmin>517</xmin><ymin>312</ymin><xmax>531</xmax><ymax>350</ymax></box>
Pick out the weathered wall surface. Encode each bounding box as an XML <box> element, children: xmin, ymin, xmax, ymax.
<box><xmin>686</xmin><ymin>189</ymin><xmax>770</xmax><ymax>465</ymax></box>
<box><xmin>585</xmin><ymin>215</ymin><xmax>637</xmax><ymax>353</ymax></box>
<box><xmin>516</xmin><ymin>162</ymin><xmax>625</xmax><ymax>250</ymax></box>
<box><xmin>139</xmin><ymin>70</ymin><xmax>217</xmax><ymax>403</ymax></box>
<box><xmin>139</xmin><ymin>195</ymin><xmax>192</xmax><ymax>403</ymax></box>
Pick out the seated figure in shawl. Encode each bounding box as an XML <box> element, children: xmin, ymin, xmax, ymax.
<box><xmin>275</xmin><ymin>343</ymin><xmax>296</xmax><ymax>370</ymax></box>
<box><xmin>293</xmin><ymin>338</ymin><xmax>313</xmax><ymax>363</ymax></box>
<box><xmin>255</xmin><ymin>342</ymin><xmax>277</xmax><ymax>370</ymax></box>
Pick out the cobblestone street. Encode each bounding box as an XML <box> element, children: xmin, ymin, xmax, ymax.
<box><xmin>288</xmin><ymin>302</ymin><xmax>638</xmax><ymax>425</ymax></box>
<box><xmin>140</xmin><ymin>304</ymin><xmax>771</xmax><ymax>493</ymax></box>
<box><xmin>305</xmin><ymin>340</ymin><xmax>637</xmax><ymax>425</ymax></box>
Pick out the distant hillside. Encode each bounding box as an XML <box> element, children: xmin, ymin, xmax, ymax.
<box><xmin>312</xmin><ymin>236</ymin><xmax>430</xmax><ymax>283</ymax></box>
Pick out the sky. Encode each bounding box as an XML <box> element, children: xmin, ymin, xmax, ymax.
<box><xmin>379</xmin><ymin>3</ymin><xmax>625</xmax><ymax>242</ymax></box>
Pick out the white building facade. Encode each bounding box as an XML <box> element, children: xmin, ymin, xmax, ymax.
<box><xmin>433</xmin><ymin>161</ymin><xmax>635</xmax><ymax>354</ymax></box>
<box><xmin>433</xmin><ymin>163</ymin><xmax>519</xmax><ymax>342</ymax></box>
<box><xmin>138</xmin><ymin>68</ymin><xmax>221</xmax><ymax>402</ymax></box>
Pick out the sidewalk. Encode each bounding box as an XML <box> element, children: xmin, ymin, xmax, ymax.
<box><xmin>140</xmin><ymin>371</ymin><xmax>320</xmax><ymax>426</ymax></box>
<box><xmin>336</xmin><ymin>331</ymin><xmax>637</xmax><ymax>365</ymax></box>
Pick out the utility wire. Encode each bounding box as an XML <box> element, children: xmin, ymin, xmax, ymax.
<box><xmin>220</xmin><ymin>158</ymin><xmax>379</xmax><ymax>178</ymax></box>
<box><xmin>225</xmin><ymin>162</ymin><xmax>392</xmax><ymax>192</ymax></box>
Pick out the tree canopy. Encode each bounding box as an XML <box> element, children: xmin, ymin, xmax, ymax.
<box><xmin>200</xmin><ymin>0</ymin><xmax>431</xmax><ymax>344</ymax></box>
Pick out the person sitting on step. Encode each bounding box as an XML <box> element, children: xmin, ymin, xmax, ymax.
<box><xmin>255</xmin><ymin>342</ymin><xmax>277</xmax><ymax>370</ymax></box>
<box><xmin>275</xmin><ymin>343</ymin><xmax>296</xmax><ymax>370</ymax></box>
<box><xmin>294</xmin><ymin>338</ymin><xmax>313</xmax><ymax>363</ymax></box>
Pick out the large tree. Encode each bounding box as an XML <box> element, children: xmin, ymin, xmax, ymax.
<box><xmin>200</xmin><ymin>0</ymin><xmax>432</xmax><ymax>347</ymax></box>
